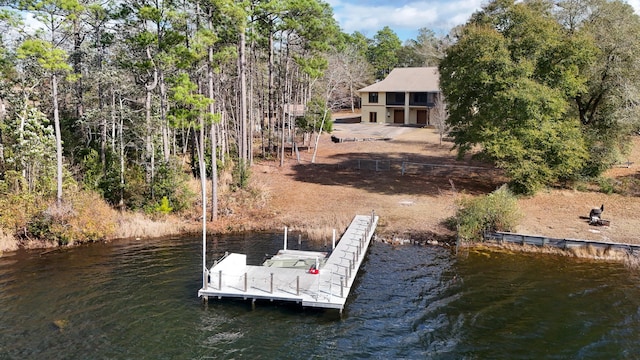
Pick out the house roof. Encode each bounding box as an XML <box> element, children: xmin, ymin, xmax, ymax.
<box><xmin>358</xmin><ymin>67</ymin><xmax>440</xmax><ymax>93</ymax></box>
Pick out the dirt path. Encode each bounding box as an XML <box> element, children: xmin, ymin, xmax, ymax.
<box><xmin>248</xmin><ymin>123</ymin><xmax>640</xmax><ymax>244</ymax></box>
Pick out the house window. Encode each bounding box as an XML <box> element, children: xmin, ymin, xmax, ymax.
<box><xmin>369</xmin><ymin>92</ymin><xmax>378</xmax><ymax>103</ymax></box>
<box><xmin>386</xmin><ymin>92</ymin><xmax>405</xmax><ymax>105</ymax></box>
<box><xmin>369</xmin><ymin>112</ymin><xmax>377</xmax><ymax>123</ymax></box>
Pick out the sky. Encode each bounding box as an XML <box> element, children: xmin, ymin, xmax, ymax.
<box><xmin>328</xmin><ymin>0</ymin><xmax>640</xmax><ymax>43</ymax></box>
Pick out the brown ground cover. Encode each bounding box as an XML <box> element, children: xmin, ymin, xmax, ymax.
<box><xmin>243</xmin><ymin>120</ymin><xmax>640</xmax><ymax>245</ymax></box>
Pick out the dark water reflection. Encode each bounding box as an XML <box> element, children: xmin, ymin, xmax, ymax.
<box><xmin>1</xmin><ymin>233</ymin><xmax>639</xmax><ymax>359</ymax></box>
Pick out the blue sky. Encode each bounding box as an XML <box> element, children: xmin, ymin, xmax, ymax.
<box><xmin>328</xmin><ymin>0</ymin><xmax>640</xmax><ymax>43</ymax></box>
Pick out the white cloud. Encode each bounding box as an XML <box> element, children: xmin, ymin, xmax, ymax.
<box><xmin>333</xmin><ymin>0</ymin><xmax>483</xmax><ymax>39</ymax></box>
<box><xmin>332</xmin><ymin>0</ymin><xmax>640</xmax><ymax>41</ymax></box>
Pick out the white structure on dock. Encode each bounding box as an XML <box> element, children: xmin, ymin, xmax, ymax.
<box><xmin>198</xmin><ymin>213</ymin><xmax>378</xmax><ymax>312</ymax></box>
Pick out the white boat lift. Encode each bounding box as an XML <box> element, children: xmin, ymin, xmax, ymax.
<box><xmin>198</xmin><ymin>212</ymin><xmax>378</xmax><ymax>312</ymax></box>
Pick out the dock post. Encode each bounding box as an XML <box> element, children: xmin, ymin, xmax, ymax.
<box><xmin>296</xmin><ymin>276</ymin><xmax>300</xmax><ymax>296</ymax></box>
<box><xmin>244</xmin><ymin>273</ymin><xmax>248</xmax><ymax>292</ymax></box>
<box><xmin>284</xmin><ymin>226</ymin><xmax>288</xmax><ymax>250</ymax></box>
<box><xmin>270</xmin><ymin>273</ymin><xmax>274</xmax><ymax>294</ymax></box>
<box><xmin>218</xmin><ymin>270</ymin><xmax>222</xmax><ymax>290</ymax></box>
<box><xmin>298</xmin><ymin>234</ymin><xmax>302</xmax><ymax>249</ymax></box>
<box><xmin>332</xmin><ymin>229</ymin><xmax>336</xmax><ymax>250</ymax></box>
<box><xmin>352</xmin><ymin>252</ymin><xmax>356</xmax><ymax>266</ymax></box>
<box><xmin>340</xmin><ymin>277</ymin><xmax>344</xmax><ymax>297</ymax></box>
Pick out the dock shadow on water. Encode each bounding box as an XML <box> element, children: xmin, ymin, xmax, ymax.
<box><xmin>1</xmin><ymin>234</ymin><xmax>639</xmax><ymax>359</ymax></box>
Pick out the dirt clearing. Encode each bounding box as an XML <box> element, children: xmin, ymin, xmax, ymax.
<box><xmin>246</xmin><ymin>122</ymin><xmax>640</xmax><ymax>244</ymax></box>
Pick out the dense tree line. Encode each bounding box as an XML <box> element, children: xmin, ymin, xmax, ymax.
<box><xmin>0</xmin><ymin>0</ymin><xmax>442</xmax><ymax>242</ymax></box>
<box><xmin>440</xmin><ymin>0</ymin><xmax>640</xmax><ymax>194</ymax></box>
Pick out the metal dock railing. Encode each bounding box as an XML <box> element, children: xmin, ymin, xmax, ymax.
<box><xmin>198</xmin><ymin>213</ymin><xmax>378</xmax><ymax>312</ymax></box>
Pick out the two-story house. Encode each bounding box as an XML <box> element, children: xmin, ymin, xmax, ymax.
<box><xmin>358</xmin><ymin>67</ymin><xmax>441</xmax><ymax>125</ymax></box>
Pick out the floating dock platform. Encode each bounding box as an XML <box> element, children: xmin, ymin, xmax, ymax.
<box><xmin>198</xmin><ymin>213</ymin><xmax>378</xmax><ymax>312</ymax></box>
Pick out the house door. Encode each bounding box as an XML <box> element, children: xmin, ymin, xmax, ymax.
<box><xmin>417</xmin><ymin>110</ymin><xmax>428</xmax><ymax>124</ymax></box>
<box><xmin>394</xmin><ymin>110</ymin><xmax>404</xmax><ymax>124</ymax></box>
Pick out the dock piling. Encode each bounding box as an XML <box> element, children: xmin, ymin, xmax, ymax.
<box><xmin>284</xmin><ymin>226</ymin><xmax>288</xmax><ymax>250</ymax></box>
<box><xmin>218</xmin><ymin>270</ymin><xmax>222</xmax><ymax>290</ymax></box>
<box><xmin>244</xmin><ymin>273</ymin><xmax>247</xmax><ymax>292</ymax></box>
<box><xmin>296</xmin><ymin>276</ymin><xmax>300</xmax><ymax>296</ymax></box>
<box><xmin>270</xmin><ymin>273</ymin><xmax>274</xmax><ymax>294</ymax></box>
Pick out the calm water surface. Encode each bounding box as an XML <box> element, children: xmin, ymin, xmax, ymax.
<box><xmin>1</xmin><ymin>233</ymin><xmax>639</xmax><ymax>359</ymax></box>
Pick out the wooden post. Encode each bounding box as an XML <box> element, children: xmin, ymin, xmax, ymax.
<box><xmin>340</xmin><ymin>276</ymin><xmax>344</xmax><ymax>297</ymax></box>
<box><xmin>298</xmin><ymin>234</ymin><xmax>301</xmax><ymax>249</ymax></box>
<box><xmin>244</xmin><ymin>273</ymin><xmax>247</xmax><ymax>292</ymax></box>
<box><xmin>270</xmin><ymin>273</ymin><xmax>274</xmax><ymax>294</ymax></box>
<box><xmin>296</xmin><ymin>276</ymin><xmax>300</xmax><ymax>296</ymax></box>
<box><xmin>218</xmin><ymin>270</ymin><xmax>222</xmax><ymax>290</ymax></box>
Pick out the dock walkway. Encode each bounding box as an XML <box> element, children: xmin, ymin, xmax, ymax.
<box><xmin>198</xmin><ymin>213</ymin><xmax>378</xmax><ymax>311</ymax></box>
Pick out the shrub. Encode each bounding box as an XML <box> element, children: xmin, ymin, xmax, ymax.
<box><xmin>152</xmin><ymin>196</ymin><xmax>173</xmax><ymax>215</ymax></box>
<box><xmin>26</xmin><ymin>191</ymin><xmax>117</xmax><ymax>246</ymax></box>
<box><xmin>151</xmin><ymin>158</ymin><xmax>194</xmax><ymax>212</ymax></box>
<box><xmin>450</xmin><ymin>185</ymin><xmax>522</xmax><ymax>242</ymax></box>
<box><xmin>597</xmin><ymin>177</ymin><xmax>615</xmax><ymax>194</ymax></box>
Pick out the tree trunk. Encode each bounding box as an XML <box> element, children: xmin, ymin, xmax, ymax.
<box><xmin>210</xmin><ymin>121</ymin><xmax>218</xmax><ymax>221</ymax></box>
<box><xmin>239</xmin><ymin>27</ymin><xmax>248</xmax><ymax>163</ymax></box>
<box><xmin>311</xmin><ymin>107</ymin><xmax>329</xmax><ymax>164</ymax></box>
<box><xmin>160</xmin><ymin>70</ymin><xmax>171</xmax><ymax>162</ymax></box>
<box><xmin>118</xmin><ymin>95</ymin><xmax>126</xmax><ymax>208</ymax></box>
<box><xmin>208</xmin><ymin>33</ymin><xmax>219</xmax><ymax>221</ymax></box>
<box><xmin>268</xmin><ymin>30</ymin><xmax>274</xmax><ymax>153</ymax></box>
<box><xmin>52</xmin><ymin>73</ymin><xmax>63</xmax><ymax>204</ymax></box>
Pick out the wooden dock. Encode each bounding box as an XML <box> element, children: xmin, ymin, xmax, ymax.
<box><xmin>198</xmin><ymin>213</ymin><xmax>379</xmax><ymax>312</ymax></box>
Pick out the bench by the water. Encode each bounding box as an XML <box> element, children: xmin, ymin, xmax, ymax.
<box><xmin>198</xmin><ymin>213</ymin><xmax>378</xmax><ymax>312</ymax></box>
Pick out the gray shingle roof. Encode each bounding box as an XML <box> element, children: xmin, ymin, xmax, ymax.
<box><xmin>358</xmin><ymin>67</ymin><xmax>440</xmax><ymax>93</ymax></box>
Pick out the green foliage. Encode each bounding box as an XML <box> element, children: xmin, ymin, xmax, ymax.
<box><xmin>367</xmin><ymin>26</ymin><xmax>402</xmax><ymax>79</ymax></box>
<box><xmin>451</xmin><ymin>186</ymin><xmax>522</xmax><ymax>243</ymax></box>
<box><xmin>17</xmin><ymin>39</ymin><xmax>72</xmax><ymax>73</ymax></box>
<box><xmin>151</xmin><ymin>158</ymin><xmax>194</xmax><ymax>212</ymax></box>
<box><xmin>439</xmin><ymin>0</ymin><xmax>594</xmax><ymax>195</ymax></box>
<box><xmin>153</xmin><ymin>196</ymin><xmax>173</xmax><ymax>215</ymax></box>
<box><xmin>9</xmin><ymin>107</ymin><xmax>57</xmax><ymax>195</ymax></box>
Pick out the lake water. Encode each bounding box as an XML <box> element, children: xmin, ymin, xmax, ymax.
<box><xmin>1</xmin><ymin>233</ymin><xmax>639</xmax><ymax>359</ymax></box>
